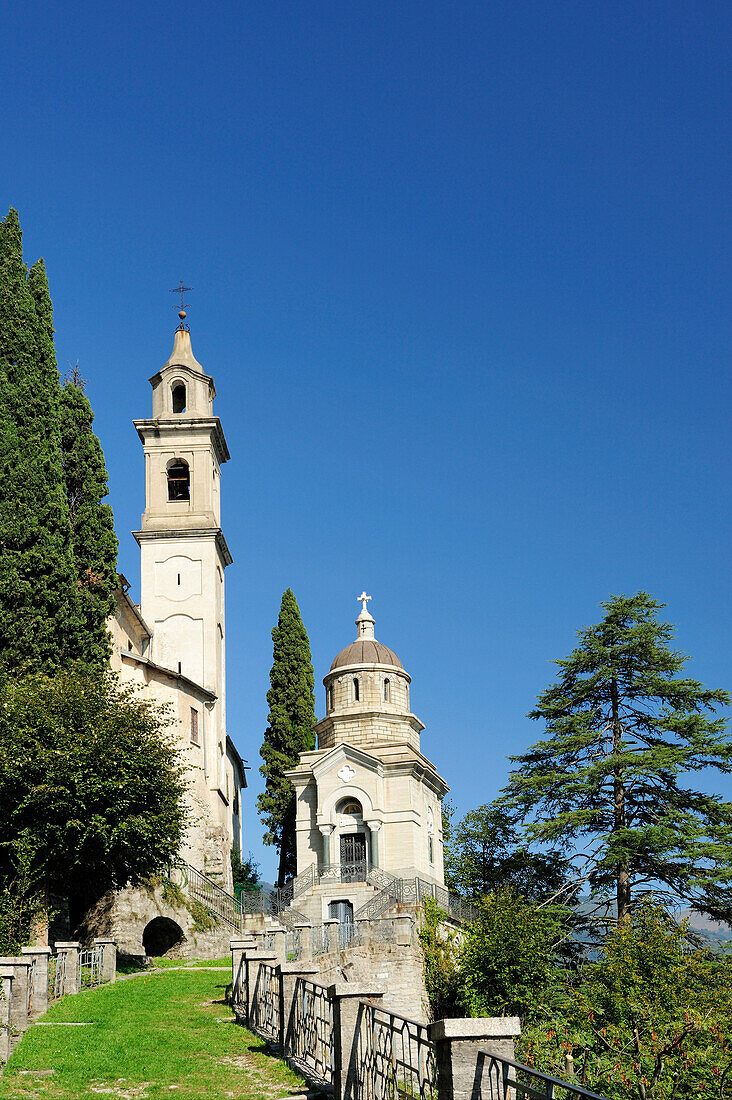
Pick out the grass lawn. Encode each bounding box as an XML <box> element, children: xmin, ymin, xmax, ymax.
<box><xmin>0</xmin><ymin>969</ymin><xmax>306</xmax><ymax>1100</ymax></box>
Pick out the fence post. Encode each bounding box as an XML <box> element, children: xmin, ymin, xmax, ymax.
<box><xmin>271</xmin><ymin>929</ymin><xmax>287</xmax><ymax>965</ymax></box>
<box><xmin>328</xmin><ymin>982</ymin><xmax>385</xmax><ymax>1100</ymax></box>
<box><xmin>21</xmin><ymin>946</ymin><xmax>52</xmax><ymax>1016</ymax></box>
<box><xmin>0</xmin><ymin>960</ymin><xmax>31</xmax><ymax>1050</ymax></box>
<box><xmin>245</xmin><ymin>952</ymin><xmax>277</xmax><ymax>1029</ymax></box>
<box><xmin>393</xmin><ymin>915</ymin><xmax>414</xmax><ymax>946</ymax></box>
<box><xmin>428</xmin><ymin>1017</ymin><xmax>521</xmax><ymax>1100</ymax></box>
<box><xmin>93</xmin><ymin>938</ymin><xmax>117</xmax><ymax>984</ymax></box>
<box><xmin>356</xmin><ymin>918</ymin><xmax>372</xmax><ymax>946</ymax></box>
<box><xmin>54</xmin><ymin>942</ymin><xmax>81</xmax><ymax>996</ymax></box>
<box><xmin>295</xmin><ymin>922</ymin><xmax>313</xmax><ymax>961</ymax></box>
<box><xmin>0</xmin><ymin>968</ymin><xmax>13</xmax><ymax>1064</ymax></box>
<box><xmin>230</xmin><ymin>937</ymin><xmax>255</xmax><ymax>1018</ymax></box>
<box><xmin>277</xmin><ymin>961</ymin><xmax>320</xmax><ymax>1057</ymax></box>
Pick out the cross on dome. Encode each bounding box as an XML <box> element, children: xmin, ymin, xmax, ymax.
<box><xmin>357</xmin><ymin>591</ymin><xmax>372</xmax><ymax>613</ymax></box>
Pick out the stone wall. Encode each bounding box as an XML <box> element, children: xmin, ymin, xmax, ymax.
<box><xmin>313</xmin><ymin>941</ymin><xmax>428</xmax><ymax>1022</ymax></box>
<box><xmin>79</xmin><ymin>882</ymin><xmax>236</xmax><ymax>960</ymax></box>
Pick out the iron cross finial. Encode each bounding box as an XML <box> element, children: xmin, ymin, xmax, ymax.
<box><xmin>170</xmin><ymin>280</ymin><xmax>194</xmax><ymax>313</ymax></box>
<box><xmin>357</xmin><ymin>591</ymin><xmax>372</xmax><ymax>613</ymax></box>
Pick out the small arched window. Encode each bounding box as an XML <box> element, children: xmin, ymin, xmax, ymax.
<box><xmin>328</xmin><ymin>684</ymin><xmax>334</xmax><ymax>710</ymax></box>
<box><xmin>383</xmin><ymin>678</ymin><xmax>390</xmax><ymax>702</ymax></box>
<box><xmin>167</xmin><ymin>459</ymin><xmax>190</xmax><ymax>501</ymax></box>
<box><xmin>172</xmin><ymin>383</ymin><xmax>186</xmax><ymax>413</ymax></box>
<box><xmin>427</xmin><ymin>807</ymin><xmax>435</xmax><ymax>864</ymax></box>
<box><xmin>353</xmin><ymin>678</ymin><xmax>360</xmax><ymax>702</ymax></box>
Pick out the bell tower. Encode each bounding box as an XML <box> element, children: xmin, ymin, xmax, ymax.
<box><xmin>132</xmin><ymin>318</ymin><xmax>231</xmax><ymax>728</ymax></box>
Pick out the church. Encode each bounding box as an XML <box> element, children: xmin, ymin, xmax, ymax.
<box><xmin>108</xmin><ymin>316</ymin><xmax>247</xmax><ymax>898</ymax></box>
<box><xmin>101</xmin><ymin>317</ymin><xmax>449</xmax><ymax>954</ymax></box>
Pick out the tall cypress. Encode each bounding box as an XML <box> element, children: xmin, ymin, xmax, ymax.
<box><xmin>0</xmin><ymin>210</ymin><xmax>80</xmax><ymax>673</ymax></box>
<box><xmin>258</xmin><ymin>589</ymin><xmax>316</xmax><ymax>885</ymax></box>
<box><xmin>59</xmin><ymin>369</ymin><xmax>118</xmax><ymax>668</ymax></box>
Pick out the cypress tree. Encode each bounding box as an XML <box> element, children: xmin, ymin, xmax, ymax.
<box><xmin>0</xmin><ymin>210</ymin><xmax>80</xmax><ymax>673</ymax></box>
<box><xmin>258</xmin><ymin>589</ymin><xmax>316</xmax><ymax>885</ymax></box>
<box><xmin>59</xmin><ymin>368</ymin><xmax>118</xmax><ymax>668</ymax></box>
<box><xmin>498</xmin><ymin>592</ymin><xmax>732</xmax><ymax>923</ymax></box>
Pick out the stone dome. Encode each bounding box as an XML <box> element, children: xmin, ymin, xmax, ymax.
<box><xmin>330</xmin><ymin>638</ymin><xmax>403</xmax><ymax>671</ymax></box>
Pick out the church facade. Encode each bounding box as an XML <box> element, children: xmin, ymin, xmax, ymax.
<box><xmin>285</xmin><ymin>596</ymin><xmax>449</xmax><ymax>925</ymax></box>
<box><xmin>108</xmin><ymin>322</ymin><xmax>246</xmax><ymax>894</ymax></box>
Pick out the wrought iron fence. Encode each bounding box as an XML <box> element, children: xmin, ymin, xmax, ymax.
<box><xmin>26</xmin><ymin>958</ymin><xmax>36</xmax><ymax>1015</ymax></box>
<box><xmin>476</xmin><ymin>1053</ymin><xmax>611</xmax><ymax>1100</ymax></box>
<box><xmin>264</xmin><ymin>932</ymin><xmax>276</xmax><ymax>952</ymax></box>
<box><xmin>337</xmin><ymin>920</ymin><xmax>362</xmax><ymax>949</ymax></box>
<box><xmin>250</xmin><ymin>963</ymin><xmax>281</xmax><ymax>1042</ymax></box>
<box><xmin>318</xmin><ymin>861</ymin><xmax>369</xmax><ymax>884</ymax></box>
<box><xmin>288</xmin><ymin>977</ymin><xmax>333</xmax><ymax>1087</ymax></box>
<box><xmin>286</xmin><ymin>928</ymin><xmax>302</xmax><ymax>961</ymax></box>
<box><xmin>356</xmin><ymin>1001</ymin><xmax>436</xmax><ymax>1100</ymax></box>
<box><xmin>232</xmin><ymin>953</ymin><xmax>246</xmax><ymax>1007</ymax></box>
<box><xmin>48</xmin><ymin>951</ymin><xmax>66</xmax><ymax>1000</ymax></box>
<box><xmin>311</xmin><ymin>925</ymin><xmax>333</xmax><ymax>956</ymax></box>
<box><xmin>79</xmin><ymin>945</ymin><xmax>103</xmax><ymax>989</ymax></box>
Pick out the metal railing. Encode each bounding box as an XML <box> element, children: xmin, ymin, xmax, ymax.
<box><xmin>477</xmin><ymin>1053</ymin><xmax>611</xmax><ymax>1100</ymax></box>
<box><xmin>311</xmin><ymin>925</ymin><xmax>333</xmax><ymax>956</ymax></box>
<box><xmin>251</xmin><ymin>963</ymin><xmax>281</xmax><ymax>1042</ymax></box>
<box><xmin>337</xmin><ymin>920</ymin><xmax>362</xmax><ymax>949</ymax></box>
<box><xmin>48</xmin><ymin>951</ymin><xmax>67</xmax><ymax>1000</ymax></box>
<box><xmin>26</xmin><ymin>958</ymin><xmax>35</xmax><ymax>1015</ymax></box>
<box><xmin>288</xmin><ymin>977</ymin><xmax>333</xmax><ymax>1087</ymax></box>
<box><xmin>79</xmin><ymin>945</ymin><xmax>103</xmax><ymax>989</ymax></box>
<box><xmin>285</xmin><ymin>928</ymin><xmax>302</xmax><ymax>961</ymax></box>
<box><xmin>179</xmin><ymin>863</ymin><xmax>243</xmax><ymax>931</ymax></box>
<box><xmin>355</xmin><ymin>1001</ymin><xmax>436</xmax><ymax>1100</ymax></box>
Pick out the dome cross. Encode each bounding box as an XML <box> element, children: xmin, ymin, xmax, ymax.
<box><xmin>357</xmin><ymin>591</ymin><xmax>372</xmax><ymax>613</ymax></box>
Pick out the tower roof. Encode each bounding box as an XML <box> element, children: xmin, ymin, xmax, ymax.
<box><xmin>162</xmin><ymin>325</ymin><xmax>205</xmax><ymax>374</ymax></box>
<box><xmin>329</xmin><ymin>594</ymin><xmax>404</xmax><ymax>670</ymax></box>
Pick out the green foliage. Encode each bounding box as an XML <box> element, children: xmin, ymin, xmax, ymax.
<box><xmin>418</xmin><ymin>897</ymin><xmax>462</xmax><ymax>1020</ymax></box>
<box><xmin>160</xmin><ymin>877</ymin><xmax>186</xmax><ymax>909</ymax></box>
<box><xmin>0</xmin><ymin>668</ymin><xmax>187</xmax><ymax>929</ymax></box>
<box><xmin>231</xmin><ymin>848</ymin><xmax>261</xmax><ymax>900</ymax></box>
<box><xmin>59</xmin><ymin>368</ymin><xmax>118</xmax><ymax>668</ymax></box>
<box><xmin>186</xmin><ymin>898</ymin><xmax>218</xmax><ymax>932</ymax></box>
<box><xmin>258</xmin><ymin>589</ymin><xmax>316</xmax><ymax>884</ymax></box>
<box><xmin>458</xmin><ymin>888</ymin><xmax>568</xmax><ymax>1019</ymax></box>
<box><xmin>499</xmin><ymin>593</ymin><xmax>732</xmax><ymax>922</ymax></box>
<box><xmin>0</xmin><ymin>210</ymin><xmax>118</xmax><ymax>675</ymax></box>
<box><xmin>0</xmin><ymin>210</ymin><xmax>80</xmax><ymax>674</ymax></box>
<box><xmin>444</xmin><ymin>803</ymin><xmax>571</xmax><ymax>902</ymax></box>
<box><xmin>520</xmin><ymin>902</ymin><xmax>732</xmax><ymax>1099</ymax></box>
<box><xmin>0</xmin><ymin>835</ymin><xmax>45</xmax><ymax>954</ymax></box>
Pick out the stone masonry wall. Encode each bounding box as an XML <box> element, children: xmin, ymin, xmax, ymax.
<box><xmin>311</xmin><ymin>942</ymin><xmax>428</xmax><ymax>1023</ymax></box>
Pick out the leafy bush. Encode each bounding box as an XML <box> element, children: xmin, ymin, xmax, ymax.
<box><xmin>418</xmin><ymin>897</ymin><xmax>462</xmax><ymax>1019</ymax></box>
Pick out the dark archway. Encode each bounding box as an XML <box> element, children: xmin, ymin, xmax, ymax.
<box><xmin>142</xmin><ymin>916</ymin><xmax>184</xmax><ymax>957</ymax></box>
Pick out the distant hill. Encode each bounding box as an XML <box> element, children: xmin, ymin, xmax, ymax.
<box><xmin>679</xmin><ymin>909</ymin><xmax>732</xmax><ymax>948</ymax></box>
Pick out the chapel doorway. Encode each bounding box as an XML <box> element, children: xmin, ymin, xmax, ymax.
<box><xmin>340</xmin><ymin>833</ymin><xmax>366</xmax><ymax>880</ymax></box>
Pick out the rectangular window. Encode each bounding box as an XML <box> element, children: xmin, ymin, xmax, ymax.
<box><xmin>190</xmin><ymin>708</ymin><xmax>199</xmax><ymax>745</ymax></box>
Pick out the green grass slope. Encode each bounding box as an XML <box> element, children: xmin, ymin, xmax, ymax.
<box><xmin>0</xmin><ymin>969</ymin><xmax>305</xmax><ymax>1099</ymax></box>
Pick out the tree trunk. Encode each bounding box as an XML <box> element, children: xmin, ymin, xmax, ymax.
<box><xmin>277</xmin><ymin>796</ymin><xmax>297</xmax><ymax>886</ymax></box>
<box><xmin>611</xmin><ymin>676</ymin><xmax>631</xmax><ymax>922</ymax></box>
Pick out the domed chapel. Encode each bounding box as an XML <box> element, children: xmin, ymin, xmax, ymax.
<box><xmin>286</xmin><ymin>594</ymin><xmax>449</xmax><ymax>924</ymax></box>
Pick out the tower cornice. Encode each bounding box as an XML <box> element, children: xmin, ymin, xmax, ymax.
<box><xmin>133</xmin><ymin>417</ymin><xmax>230</xmax><ymax>465</ymax></box>
<box><xmin>132</xmin><ymin>526</ymin><xmax>233</xmax><ymax>566</ymax></box>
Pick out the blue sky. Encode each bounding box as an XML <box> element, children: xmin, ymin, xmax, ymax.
<box><xmin>4</xmin><ymin>1</ymin><xmax>730</xmax><ymax>880</ymax></box>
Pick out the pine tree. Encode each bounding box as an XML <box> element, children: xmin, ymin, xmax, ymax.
<box><xmin>258</xmin><ymin>589</ymin><xmax>316</xmax><ymax>885</ymax></box>
<box><xmin>59</xmin><ymin>368</ymin><xmax>118</xmax><ymax>668</ymax></box>
<box><xmin>499</xmin><ymin>592</ymin><xmax>732</xmax><ymax>923</ymax></box>
<box><xmin>0</xmin><ymin>210</ymin><xmax>80</xmax><ymax>673</ymax></box>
